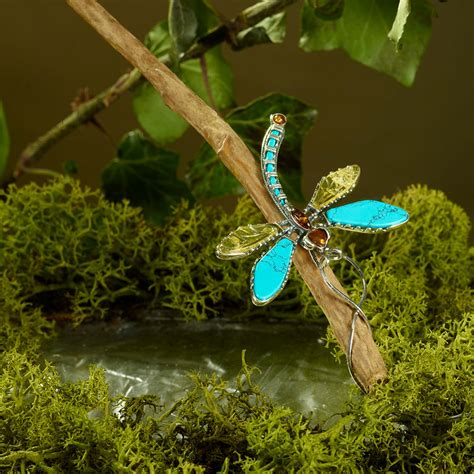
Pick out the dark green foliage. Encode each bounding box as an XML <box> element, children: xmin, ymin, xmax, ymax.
<box><xmin>299</xmin><ymin>0</ymin><xmax>433</xmax><ymax>86</ymax></box>
<box><xmin>102</xmin><ymin>130</ymin><xmax>193</xmax><ymax>225</ymax></box>
<box><xmin>169</xmin><ymin>0</ymin><xmax>219</xmax><ymax>56</ymax></box>
<box><xmin>63</xmin><ymin>159</ymin><xmax>79</xmax><ymax>176</ymax></box>
<box><xmin>0</xmin><ymin>177</ymin><xmax>472</xmax><ymax>472</ymax></box>
<box><xmin>309</xmin><ymin>0</ymin><xmax>345</xmax><ymax>21</ymax></box>
<box><xmin>134</xmin><ymin>20</ymin><xmax>234</xmax><ymax>145</ymax></box>
<box><xmin>233</xmin><ymin>12</ymin><xmax>287</xmax><ymax>50</ymax></box>
<box><xmin>187</xmin><ymin>93</ymin><xmax>317</xmax><ymax>204</ymax></box>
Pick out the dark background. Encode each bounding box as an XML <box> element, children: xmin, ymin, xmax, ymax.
<box><xmin>1</xmin><ymin>1</ymin><xmax>473</xmax><ymax>217</ymax></box>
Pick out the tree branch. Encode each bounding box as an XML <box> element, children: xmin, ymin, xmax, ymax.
<box><xmin>13</xmin><ymin>68</ymin><xmax>141</xmax><ymax>181</ymax></box>
<box><xmin>65</xmin><ymin>0</ymin><xmax>387</xmax><ymax>392</ymax></box>
<box><xmin>7</xmin><ymin>0</ymin><xmax>298</xmax><ymax>185</ymax></box>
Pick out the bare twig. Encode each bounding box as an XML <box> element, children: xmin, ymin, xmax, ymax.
<box><xmin>66</xmin><ymin>0</ymin><xmax>387</xmax><ymax>392</ymax></box>
<box><xmin>7</xmin><ymin>0</ymin><xmax>298</xmax><ymax>185</ymax></box>
<box><xmin>13</xmin><ymin>68</ymin><xmax>141</xmax><ymax>179</ymax></box>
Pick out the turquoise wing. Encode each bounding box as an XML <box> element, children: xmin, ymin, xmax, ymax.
<box><xmin>250</xmin><ymin>236</ymin><xmax>295</xmax><ymax>306</ymax></box>
<box><xmin>325</xmin><ymin>200</ymin><xmax>409</xmax><ymax>232</ymax></box>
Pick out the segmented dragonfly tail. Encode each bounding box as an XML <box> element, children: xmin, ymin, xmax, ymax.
<box><xmin>260</xmin><ymin>114</ymin><xmax>292</xmax><ymax>219</ymax></box>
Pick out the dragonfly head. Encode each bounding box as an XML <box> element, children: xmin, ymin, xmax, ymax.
<box><xmin>290</xmin><ymin>208</ymin><xmax>311</xmax><ymax>230</ymax></box>
<box><xmin>289</xmin><ymin>208</ymin><xmax>331</xmax><ymax>252</ymax></box>
<box><xmin>270</xmin><ymin>113</ymin><xmax>287</xmax><ymax>126</ymax></box>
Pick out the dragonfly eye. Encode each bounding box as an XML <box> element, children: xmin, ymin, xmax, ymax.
<box><xmin>291</xmin><ymin>208</ymin><xmax>311</xmax><ymax>230</ymax></box>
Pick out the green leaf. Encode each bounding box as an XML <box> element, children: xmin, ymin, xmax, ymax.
<box><xmin>133</xmin><ymin>47</ymin><xmax>233</xmax><ymax>145</ymax></box>
<box><xmin>309</xmin><ymin>0</ymin><xmax>345</xmax><ymax>21</ymax></box>
<box><xmin>187</xmin><ymin>93</ymin><xmax>317</xmax><ymax>204</ymax></box>
<box><xmin>169</xmin><ymin>0</ymin><xmax>219</xmax><ymax>55</ymax></box>
<box><xmin>63</xmin><ymin>160</ymin><xmax>79</xmax><ymax>176</ymax></box>
<box><xmin>234</xmin><ymin>12</ymin><xmax>287</xmax><ymax>50</ymax></box>
<box><xmin>188</xmin><ymin>143</ymin><xmax>244</xmax><ymax>199</ymax></box>
<box><xmin>0</xmin><ymin>101</ymin><xmax>10</xmax><ymax>179</ymax></box>
<box><xmin>134</xmin><ymin>21</ymin><xmax>188</xmax><ymax>144</ymax></box>
<box><xmin>180</xmin><ymin>47</ymin><xmax>235</xmax><ymax>111</ymax></box>
<box><xmin>102</xmin><ymin>130</ymin><xmax>193</xmax><ymax>225</ymax></box>
<box><xmin>133</xmin><ymin>83</ymin><xmax>189</xmax><ymax>146</ymax></box>
<box><xmin>388</xmin><ymin>0</ymin><xmax>411</xmax><ymax>47</ymax></box>
<box><xmin>144</xmin><ymin>20</ymin><xmax>172</xmax><ymax>58</ymax></box>
<box><xmin>299</xmin><ymin>0</ymin><xmax>432</xmax><ymax>86</ymax></box>
<box><xmin>134</xmin><ymin>20</ymin><xmax>234</xmax><ymax>145</ymax></box>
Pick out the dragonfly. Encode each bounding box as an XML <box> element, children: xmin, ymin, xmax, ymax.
<box><xmin>216</xmin><ymin>112</ymin><xmax>409</xmax><ymax>304</ymax></box>
<box><xmin>216</xmin><ymin>113</ymin><xmax>409</xmax><ymax>390</ymax></box>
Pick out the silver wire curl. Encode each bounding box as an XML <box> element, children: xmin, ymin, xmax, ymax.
<box><xmin>309</xmin><ymin>248</ymin><xmax>371</xmax><ymax>393</ymax></box>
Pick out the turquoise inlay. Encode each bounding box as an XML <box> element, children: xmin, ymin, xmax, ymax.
<box><xmin>326</xmin><ymin>200</ymin><xmax>409</xmax><ymax>230</ymax></box>
<box><xmin>268</xmin><ymin>138</ymin><xmax>277</xmax><ymax>147</ymax></box>
<box><xmin>269</xmin><ymin>176</ymin><xmax>278</xmax><ymax>185</ymax></box>
<box><xmin>274</xmin><ymin>188</ymin><xmax>281</xmax><ymax>196</ymax></box>
<box><xmin>271</xmin><ymin>130</ymin><xmax>281</xmax><ymax>137</ymax></box>
<box><xmin>265</xmin><ymin>151</ymin><xmax>275</xmax><ymax>159</ymax></box>
<box><xmin>252</xmin><ymin>237</ymin><xmax>294</xmax><ymax>303</ymax></box>
<box><xmin>279</xmin><ymin>199</ymin><xmax>286</xmax><ymax>206</ymax></box>
<box><xmin>266</xmin><ymin>163</ymin><xmax>275</xmax><ymax>172</ymax></box>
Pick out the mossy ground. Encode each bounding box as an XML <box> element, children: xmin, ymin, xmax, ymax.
<box><xmin>0</xmin><ymin>177</ymin><xmax>472</xmax><ymax>472</ymax></box>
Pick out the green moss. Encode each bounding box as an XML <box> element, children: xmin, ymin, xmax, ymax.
<box><xmin>0</xmin><ymin>279</ymin><xmax>53</xmax><ymax>356</ymax></box>
<box><xmin>0</xmin><ymin>177</ymin><xmax>472</xmax><ymax>472</ymax></box>
<box><xmin>0</xmin><ymin>177</ymin><xmax>324</xmax><ymax>324</ymax></box>
<box><xmin>1</xmin><ymin>326</ymin><xmax>471</xmax><ymax>471</ymax></box>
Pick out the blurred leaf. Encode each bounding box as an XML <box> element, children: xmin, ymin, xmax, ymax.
<box><xmin>134</xmin><ymin>20</ymin><xmax>234</xmax><ymax>145</ymax></box>
<box><xmin>135</xmin><ymin>21</ymin><xmax>188</xmax><ymax>144</ymax></box>
<box><xmin>309</xmin><ymin>0</ymin><xmax>345</xmax><ymax>21</ymax></box>
<box><xmin>299</xmin><ymin>0</ymin><xmax>432</xmax><ymax>86</ymax></box>
<box><xmin>169</xmin><ymin>0</ymin><xmax>219</xmax><ymax>55</ymax></box>
<box><xmin>133</xmin><ymin>47</ymin><xmax>233</xmax><ymax>145</ymax></box>
<box><xmin>133</xmin><ymin>83</ymin><xmax>189</xmax><ymax>146</ymax></box>
<box><xmin>144</xmin><ymin>20</ymin><xmax>172</xmax><ymax>57</ymax></box>
<box><xmin>181</xmin><ymin>47</ymin><xmax>234</xmax><ymax>110</ymax></box>
<box><xmin>189</xmin><ymin>143</ymin><xmax>244</xmax><ymax>199</ymax></box>
<box><xmin>388</xmin><ymin>0</ymin><xmax>411</xmax><ymax>47</ymax></box>
<box><xmin>102</xmin><ymin>130</ymin><xmax>192</xmax><ymax>225</ymax></box>
<box><xmin>0</xmin><ymin>101</ymin><xmax>10</xmax><ymax>179</ymax></box>
<box><xmin>169</xmin><ymin>0</ymin><xmax>198</xmax><ymax>55</ymax></box>
<box><xmin>63</xmin><ymin>160</ymin><xmax>79</xmax><ymax>176</ymax></box>
<box><xmin>234</xmin><ymin>12</ymin><xmax>287</xmax><ymax>50</ymax></box>
<box><xmin>187</xmin><ymin>93</ymin><xmax>317</xmax><ymax>204</ymax></box>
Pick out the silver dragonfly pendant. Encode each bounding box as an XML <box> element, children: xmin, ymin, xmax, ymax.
<box><xmin>215</xmin><ymin>113</ymin><xmax>409</xmax><ymax>391</ymax></box>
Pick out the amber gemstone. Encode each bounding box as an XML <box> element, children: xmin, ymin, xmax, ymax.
<box><xmin>291</xmin><ymin>209</ymin><xmax>310</xmax><ymax>229</ymax></box>
<box><xmin>272</xmin><ymin>113</ymin><xmax>287</xmax><ymax>125</ymax></box>
<box><xmin>308</xmin><ymin>228</ymin><xmax>329</xmax><ymax>248</ymax></box>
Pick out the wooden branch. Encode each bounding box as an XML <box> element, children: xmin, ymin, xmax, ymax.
<box><xmin>66</xmin><ymin>0</ymin><xmax>387</xmax><ymax>392</ymax></box>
